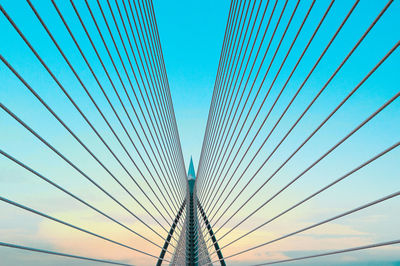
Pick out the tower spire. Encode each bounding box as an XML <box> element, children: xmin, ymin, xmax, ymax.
<box><xmin>188</xmin><ymin>156</ymin><xmax>196</xmax><ymax>180</ymax></box>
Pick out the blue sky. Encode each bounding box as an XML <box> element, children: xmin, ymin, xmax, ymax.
<box><xmin>1</xmin><ymin>0</ymin><xmax>400</xmax><ymax>265</ymax></box>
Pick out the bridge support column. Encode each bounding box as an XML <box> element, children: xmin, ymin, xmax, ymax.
<box><xmin>186</xmin><ymin>165</ymin><xmax>198</xmax><ymax>265</ymax></box>
<box><xmin>169</xmin><ymin>158</ymin><xmax>216</xmax><ymax>265</ymax></box>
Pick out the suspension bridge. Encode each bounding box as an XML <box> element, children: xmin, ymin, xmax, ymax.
<box><xmin>1</xmin><ymin>0</ymin><xmax>399</xmax><ymax>265</ymax></box>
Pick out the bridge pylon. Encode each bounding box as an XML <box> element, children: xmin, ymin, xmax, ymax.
<box><xmin>167</xmin><ymin>157</ymin><xmax>224</xmax><ymax>265</ymax></box>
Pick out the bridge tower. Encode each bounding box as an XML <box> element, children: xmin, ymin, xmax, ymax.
<box><xmin>186</xmin><ymin>157</ymin><xmax>198</xmax><ymax>265</ymax></box>
<box><xmin>167</xmin><ymin>157</ymin><xmax>224</xmax><ymax>265</ymax></box>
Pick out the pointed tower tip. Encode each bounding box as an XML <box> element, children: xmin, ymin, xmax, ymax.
<box><xmin>188</xmin><ymin>156</ymin><xmax>196</xmax><ymax>180</ymax></box>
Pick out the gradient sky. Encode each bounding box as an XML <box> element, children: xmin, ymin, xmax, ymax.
<box><xmin>1</xmin><ymin>0</ymin><xmax>400</xmax><ymax>266</ymax></box>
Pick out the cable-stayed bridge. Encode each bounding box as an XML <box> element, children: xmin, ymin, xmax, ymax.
<box><xmin>0</xmin><ymin>0</ymin><xmax>399</xmax><ymax>265</ymax></box>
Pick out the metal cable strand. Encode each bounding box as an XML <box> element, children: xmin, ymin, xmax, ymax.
<box><xmin>116</xmin><ymin>0</ymin><xmax>184</xmax><ymax>206</ymax></box>
<box><xmin>204</xmin><ymin>0</ymin><xmax>340</xmax><ymax>226</ymax></box>
<box><xmin>0</xmin><ymin>242</ymin><xmax>136</xmax><ymax>266</ymax></box>
<box><xmin>199</xmin><ymin>0</ymin><xmax>258</xmax><ymax>206</ymax></box>
<box><xmin>200</xmin><ymin>1</ymin><xmax>269</xmax><ymax>204</ymax></box>
<box><xmin>124</xmin><ymin>0</ymin><xmax>185</xmax><ymax>206</ymax></box>
<box><xmin>0</xmin><ymin>4</ymin><xmax>174</xmax><ymax>238</ymax></box>
<box><xmin>211</xmin><ymin>87</ymin><xmax>400</xmax><ymax>250</ymax></box>
<box><xmin>134</xmin><ymin>0</ymin><xmax>180</xmax><ymax>176</ymax></box>
<box><xmin>206</xmin><ymin>41</ymin><xmax>400</xmax><ymax>252</ymax></box>
<box><xmin>30</xmin><ymin>0</ymin><xmax>179</xmax><ymax>226</ymax></box>
<box><xmin>198</xmin><ymin>0</ymin><xmax>272</xmax><ymax>203</ymax></box>
<box><xmin>146</xmin><ymin>0</ymin><xmax>189</xmax><ymax>194</ymax></box>
<box><xmin>195</xmin><ymin>0</ymin><xmax>240</xmax><ymax>198</ymax></box>
<box><xmin>204</xmin><ymin>0</ymin><xmax>337</xmax><ymax>229</ymax></box>
<box><xmin>105</xmin><ymin>0</ymin><xmax>182</xmax><ymax>214</ymax></box>
<box><xmin>209</xmin><ymin>3</ymin><xmax>396</xmax><ymax>236</ymax></box>
<box><xmin>211</xmin><ymin>141</ymin><xmax>400</xmax><ymax>255</ymax></box>
<box><xmin>133</xmin><ymin>1</ymin><xmax>188</xmax><ymax>233</ymax></box>
<box><xmin>0</xmin><ymin>149</ymin><xmax>170</xmax><ymax>254</ymax></box>
<box><xmin>199</xmin><ymin>0</ymin><xmax>253</xmax><ymax>189</ymax></box>
<box><xmin>203</xmin><ymin>3</ymin><xmax>317</xmax><ymax>246</ymax></box>
<box><xmin>197</xmin><ymin>0</ymin><xmax>264</xmax><ymax>210</ymax></box>
<box><xmin>145</xmin><ymin>0</ymin><xmax>187</xmax><ymax>166</ymax></box>
<box><xmin>203</xmin><ymin>0</ymin><xmax>298</xmax><ymax>216</ymax></box>
<box><xmin>143</xmin><ymin>0</ymin><xmax>193</xmax><ymax>239</ymax></box>
<box><xmin>0</xmin><ymin>196</ymin><xmax>167</xmax><ymax>260</ymax></box>
<box><xmin>196</xmin><ymin>0</ymin><xmax>241</xmax><ymax>186</ymax></box>
<box><xmin>92</xmin><ymin>0</ymin><xmax>182</xmax><ymax>221</ymax></box>
<box><xmin>137</xmin><ymin>0</ymin><xmax>188</xmax><ymax>197</ymax></box>
<box><xmin>197</xmin><ymin>0</ymin><xmax>244</xmax><ymax>195</ymax></box>
<box><xmin>68</xmin><ymin>0</ymin><xmax>184</xmax><ymax>218</ymax></box>
<box><xmin>0</xmin><ymin>101</ymin><xmax>168</xmax><ymax>243</ymax></box>
<box><xmin>198</xmin><ymin>0</ymin><xmax>268</xmax><ymax>235</ymax></box>
<box><xmin>251</xmin><ymin>239</ymin><xmax>400</xmax><ymax>265</ymax></box>
<box><xmin>200</xmin><ymin>0</ymin><xmax>283</xmax><ymax>210</ymax></box>
<box><xmin>214</xmin><ymin>191</ymin><xmax>400</xmax><ymax>262</ymax></box>
<box><xmin>202</xmin><ymin>0</ymin><xmax>304</xmax><ymax>214</ymax></box>
<box><xmin>203</xmin><ymin>0</ymin><xmax>293</xmax><ymax>224</ymax></box>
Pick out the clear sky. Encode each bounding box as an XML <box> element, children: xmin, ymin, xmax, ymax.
<box><xmin>1</xmin><ymin>0</ymin><xmax>399</xmax><ymax>266</ymax></box>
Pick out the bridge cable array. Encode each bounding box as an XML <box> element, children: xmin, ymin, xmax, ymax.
<box><xmin>196</xmin><ymin>0</ymin><xmax>399</xmax><ymax>264</ymax></box>
<box><xmin>1</xmin><ymin>0</ymin><xmax>399</xmax><ymax>265</ymax></box>
<box><xmin>1</xmin><ymin>0</ymin><xmax>187</xmax><ymax>264</ymax></box>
